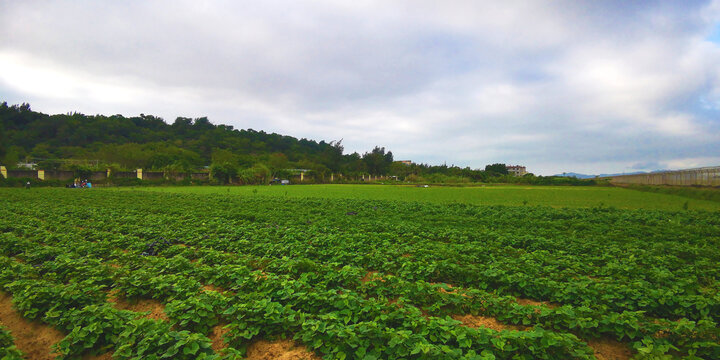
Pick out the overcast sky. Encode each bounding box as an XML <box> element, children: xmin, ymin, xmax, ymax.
<box><xmin>1</xmin><ymin>0</ymin><xmax>719</xmax><ymax>175</ymax></box>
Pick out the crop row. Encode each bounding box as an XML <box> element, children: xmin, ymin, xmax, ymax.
<box><xmin>0</xmin><ymin>235</ymin><xmax>596</xmax><ymax>359</ymax></box>
<box><xmin>0</xmin><ymin>189</ymin><xmax>719</xmax><ymax>358</ymax></box>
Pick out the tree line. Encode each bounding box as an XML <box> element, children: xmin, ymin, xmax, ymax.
<box><xmin>0</xmin><ymin>103</ymin><xmax>395</xmax><ymax>181</ymax></box>
<box><xmin>0</xmin><ymin>103</ymin><xmax>596</xmax><ymax>185</ymax></box>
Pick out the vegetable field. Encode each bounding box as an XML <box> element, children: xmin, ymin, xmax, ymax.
<box><xmin>0</xmin><ymin>188</ymin><xmax>719</xmax><ymax>359</ymax></box>
<box><xmin>124</xmin><ymin>185</ymin><xmax>720</xmax><ymax>211</ymax></box>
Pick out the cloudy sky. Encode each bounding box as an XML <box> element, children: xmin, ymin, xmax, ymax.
<box><xmin>1</xmin><ymin>0</ymin><xmax>719</xmax><ymax>175</ymax></box>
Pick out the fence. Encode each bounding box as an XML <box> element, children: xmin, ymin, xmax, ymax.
<box><xmin>606</xmin><ymin>166</ymin><xmax>720</xmax><ymax>186</ymax></box>
<box><xmin>0</xmin><ymin>165</ymin><xmax>393</xmax><ymax>184</ymax></box>
<box><xmin>0</xmin><ymin>166</ymin><xmax>210</xmax><ymax>182</ymax></box>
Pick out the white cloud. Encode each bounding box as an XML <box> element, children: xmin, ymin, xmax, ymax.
<box><xmin>1</xmin><ymin>0</ymin><xmax>719</xmax><ymax>175</ymax></box>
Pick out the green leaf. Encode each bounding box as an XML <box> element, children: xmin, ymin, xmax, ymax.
<box><xmin>183</xmin><ymin>342</ymin><xmax>200</xmax><ymax>355</ymax></box>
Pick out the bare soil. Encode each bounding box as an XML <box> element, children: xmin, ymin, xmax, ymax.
<box><xmin>208</xmin><ymin>324</ymin><xmax>230</xmax><ymax>353</ymax></box>
<box><xmin>516</xmin><ymin>297</ymin><xmax>560</xmax><ymax>309</ymax></box>
<box><xmin>587</xmin><ymin>338</ymin><xmax>633</xmax><ymax>360</ymax></box>
<box><xmin>254</xmin><ymin>271</ymin><xmax>269</xmax><ymax>280</ymax></box>
<box><xmin>0</xmin><ymin>291</ymin><xmax>66</xmax><ymax>360</ymax></box>
<box><xmin>452</xmin><ymin>314</ymin><xmax>527</xmax><ymax>331</ymax></box>
<box><xmin>82</xmin><ymin>352</ymin><xmax>114</xmax><ymax>360</ymax></box>
<box><xmin>431</xmin><ymin>282</ymin><xmax>471</xmax><ymax>298</ymax></box>
<box><xmin>360</xmin><ymin>271</ymin><xmax>384</xmax><ymax>283</ymax></box>
<box><xmin>202</xmin><ymin>284</ymin><xmax>234</xmax><ymax>295</ymax></box>
<box><xmin>246</xmin><ymin>339</ymin><xmax>321</xmax><ymax>360</ymax></box>
<box><xmin>106</xmin><ymin>291</ymin><xmax>168</xmax><ymax>321</ymax></box>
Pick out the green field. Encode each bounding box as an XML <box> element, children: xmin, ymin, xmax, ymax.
<box><xmin>118</xmin><ymin>184</ymin><xmax>720</xmax><ymax>211</ymax></box>
<box><xmin>1</xmin><ymin>187</ymin><xmax>719</xmax><ymax>359</ymax></box>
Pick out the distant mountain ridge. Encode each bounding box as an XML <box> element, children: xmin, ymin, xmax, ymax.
<box><xmin>555</xmin><ymin>170</ymin><xmax>669</xmax><ymax>179</ymax></box>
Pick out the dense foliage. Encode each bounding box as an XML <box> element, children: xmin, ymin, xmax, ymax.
<box><xmin>0</xmin><ymin>188</ymin><xmax>718</xmax><ymax>359</ymax></box>
<box><xmin>0</xmin><ymin>102</ymin><xmax>387</xmax><ymax>178</ymax></box>
<box><xmin>1</xmin><ymin>103</ymin><xmax>597</xmax><ymax>184</ymax></box>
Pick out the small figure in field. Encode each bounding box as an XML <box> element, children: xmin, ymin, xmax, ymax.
<box><xmin>25</xmin><ymin>181</ymin><xmax>30</xmax><ymax>189</ymax></box>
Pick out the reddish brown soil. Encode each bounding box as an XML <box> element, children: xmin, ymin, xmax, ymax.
<box><xmin>431</xmin><ymin>282</ymin><xmax>471</xmax><ymax>298</ymax></box>
<box><xmin>360</xmin><ymin>271</ymin><xmax>384</xmax><ymax>283</ymax></box>
<box><xmin>0</xmin><ymin>292</ymin><xmax>66</xmax><ymax>360</ymax></box>
<box><xmin>252</xmin><ymin>271</ymin><xmax>269</xmax><ymax>281</ymax></box>
<box><xmin>452</xmin><ymin>314</ymin><xmax>527</xmax><ymax>332</ymax></box>
<box><xmin>433</xmin><ymin>282</ymin><xmax>455</xmax><ymax>292</ymax></box>
<box><xmin>107</xmin><ymin>291</ymin><xmax>168</xmax><ymax>321</ymax></box>
<box><xmin>208</xmin><ymin>324</ymin><xmax>230</xmax><ymax>353</ymax></box>
<box><xmin>82</xmin><ymin>352</ymin><xmax>114</xmax><ymax>360</ymax></box>
<box><xmin>516</xmin><ymin>297</ymin><xmax>560</xmax><ymax>309</ymax></box>
<box><xmin>587</xmin><ymin>338</ymin><xmax>633</xmax><ymax>360</ymax></box>
<box><xmin>202</xmin><ymin>284</ymin><xmax>234</xmax><ymax>295</ymax></box>
<box><xmin>246</xmin><ymin>339</ymin><xmax>321</xmax><ymax>360</ymax></box>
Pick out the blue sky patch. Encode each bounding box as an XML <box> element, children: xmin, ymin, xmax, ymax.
<box><xmin>708</xmin><ymin>23</ymin><xmax>720</xmax><ymax>43</ymax></box>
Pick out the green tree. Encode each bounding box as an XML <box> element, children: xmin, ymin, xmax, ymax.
<box><xmin>321</xmin><ymin>140</ymin><xmax>344</xmax><ymax>172</ymax></box>
<box><xmin>485</xmin><ymin>163</ymin><xmax>508</xmax><ymax>176</ymax></box>
<box><xmin>362</xmin><ymin>146</ymin><xmax>394</xmax><ymax>175</ymax></box>
<box><xmin>267</xmin><ymin>152</ymin><xmax>290</xmax><ymax>177</ymax></box>
<box><xmin>211</xmin><ymin>148</ymin><xmax>238</xmax><ymax>165</ymax></box>
<box><xmin>210</xmin><ymin>162</ymin><xmax>238</xmax><ymax>184</ymax></box>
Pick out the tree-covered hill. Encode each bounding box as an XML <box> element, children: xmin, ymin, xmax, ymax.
<box><xmin>1</xmin><ymin>102</ymin><xmax>596</xmax><ymax>185</ymax></box>
<box><xmin>0</xmin><ymin>102</ymin><xmax>391</xmax><ymax>177</ymax></box>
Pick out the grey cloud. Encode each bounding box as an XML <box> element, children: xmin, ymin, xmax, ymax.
<box><xmin>1</xmin><ymin>0</ymin><xmax>719</xmax><ymax>175</ymax></box>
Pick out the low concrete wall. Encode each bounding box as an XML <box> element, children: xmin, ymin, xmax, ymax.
<box><xmin>44</xmin><ymin>170</ymin><xmax>75</xmax><ymax>181</ymax></box>
<box><xmin>165</xmin><ymin>174</ymin><xmax>187</xmax><ymax>181</ymax></box>
<box><xmin>7</xmin><ymin>170</ymin><xmax>38</xmax><ymax>179</ymax></box>
<box><xmin>112</xmin><ymin>171</ymin><xmax>137</xmax><ymax>179</ymax></box>
<box><xmin>89</xmin><ymin>171</ymin><xmax>106</xmax><ymax>181</ymax></box>
<box><xmin>1</xmin><ymin>167</ymin><xmax>214</xmax><ymax>184</ymax></box>
<box><xmin>143</xmin><ymin>171</ymin><xmax>165</xmax><ymax>181</ymax></box>
<box><xmin>608</xmin><ymin>166</ymin><xmax>720</xmax><ymax>186</ymax></box>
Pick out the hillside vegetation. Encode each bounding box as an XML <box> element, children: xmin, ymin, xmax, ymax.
<box><xmin>0</xmin><ymin>103</ymin><xmax>594</xmax><ymax>185</ymax></box>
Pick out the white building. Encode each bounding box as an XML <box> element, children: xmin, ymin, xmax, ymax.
<box><xmin>507</xmin><ymin>165</ymin><xmax>527</xmax><ymax>176</ymax></box>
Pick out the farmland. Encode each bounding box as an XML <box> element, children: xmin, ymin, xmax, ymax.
<box><xmin>0</xmin><ymin>187</ymin><xmax>719</xmax><ymax>359</ymax></box>
<box><xmin>121</xmin><ymin>184</ymin><xmax>720</xmax><ymax>211</ymax></box>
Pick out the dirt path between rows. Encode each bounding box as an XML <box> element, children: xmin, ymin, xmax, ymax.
<box><xmin>246</xmin><ymin>339</ymin><xmax>321</xmax><ymax>360</ymax></box>
<box><xmin>587</xmin><ymin>338</ymin><xmax>633</xmax><ymax>360</ymax></box>
<box><xmin>0</xmin><ymin>291</ymin><xmax>66</xmax><ymax>360</ymax></box>
<box><xmin>106</xmin><ymin>291</ymin><xmax>168</xmax><ymax>321</ymax></box>
<box><xmin>452</xmin><ymin>313</ymin><xmax>527</xmax><ymax>331</ymax></box>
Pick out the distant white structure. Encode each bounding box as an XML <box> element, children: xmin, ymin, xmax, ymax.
<box><xmin>507</xmin><ymin>165</ymin><xmax>527</xmax><ymax>176</ymax></box>
<box><xmin>398</xmin><ymin>160</ymin><xmax>412</xmax><ymax>165</ymax></box>
<box><xmin>16</xmin><ymin>162</ymin><xmax>37</xmax><ymax>170</ymax></box>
